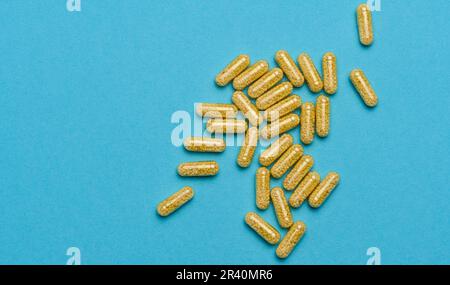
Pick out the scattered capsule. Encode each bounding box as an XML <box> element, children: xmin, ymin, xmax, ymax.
<box><xmin>260</xmin><ymin>114</ymin><xmax>299</xmax><ymax>140</ymax></box>
<box><xmin>196</xmin><ymin>103</ymin><xmax>238</xmax><ymax>118</ymax></box>
<box><xmin>300</xmin><ymin>102</ymin><xmax>315</xmax><ymax>145</ymax></box>
<box><xmin>177</xmin><ymin>161</ymin><xmax>219</xmax><ymax>177</ymax></box>
<box><xmin>233</xmin><ymin>60</ymin><xmax>269</xmax><ymax>90</ymax></box>
<box><xmin>237</xmin><ymin>127</ymin><xmax>258</xmax><ymax>168</ymax></box>
<box><xmin>156</xmin><ymin>186</ymin><xmax>194</xmax><ymax>217</ymax></box>
<box><xmin>350</xmin><ymin>69</ymin><xmax>378</xmax><ymax>107</ymax></box>
<box><xmin>256</xmin><ymin>167</ymin><xmax>271</xmax><ymax>210</ymax></box>
<box><xmin>308</xmin><ymin>172</ymin><xmax>340</xmax><ymax>208</ymax></box>
<box><xmin>183</xmin><ymin>137</ymin><xmax>226</xmax><ymax>152</ymax></box>
<box><xmin>259</xmin><ymin>134</ymin><xmax>293</xmax><ymax>167</ymax></box>
<box><xmin>264</xmin><ymin>95</ymin><xmax>302</xmax><ymax>122</ymax></box>
<box><xmin>322</xmin><ymin>52</ymin><xmax>338</xmax><ymax>95</ymax></box>
<box><xmin>206</xmin><ymin>119</ymin><xmax>247</xmax><ymax>134</ymax></box>
<box><xmin>275</xmin><ymin>50</ymin><xmax>304</xmax><ymax>87</ymax></box>
<box><xmin>289</xmin><ymin>171</ymin><xmax>321</xmax><ymax>208</ymax></box>
<box><xmin>271</xmin><ymin>187</ymin><xmax>293</xmax><ymax>228</ymax></box>
<box><xmin>316</xmin><ymin>95</ymin><xmax>330</xmax><ymax>137</ymax></box>
<box><xmin>270</xmin><ymin>144</ymin><xmax>303</xmax><ymax>179</ymax></box>
<box><xmin>245</xmin><ymin>212</ymin><xmax>281</xmax><ymax>245</ymax></box>
<box><xmin>357</xmin><ymin>4</ymin><xmax>374</xmax><ymax>46</ymax></box>
<box><xmin>283</xmin><ymin>155</ymin><xmax>314</xmax><ymax>191</ymax></box>
<box><xmin>276</xmin><ymin>221</ymin><xmax>306</xmax><ymax>259</ymax></box>
<box><xmin>297</xmin><ymin>53</ymin><xmax>323</xmax><ymax>93</ymax></box>
<box><xmin>248</xmin><ymin>68</ymin><xmax>284</xmax><ymax>98</ymax></box>
<box><xmin>215</xmin><ymin>54</ymin><xmax>250</xmax><ymax>86</ymax></box>
<box><xmin>256</xmin><ymin>82</ymin><xmax>293</xmax><ymax>110</ymax></box>
<box><xmin>231</xmin><ymin>91</ymin><xmax>263</xmax><ymax>126</ymax></box>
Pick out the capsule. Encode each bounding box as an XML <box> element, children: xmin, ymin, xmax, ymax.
<box><xmin>177</xmin><ymin>161</ymin><xmax>219</xmax><ymax>177</ymax></box>
<box><xmin>289</xmin><ymin>171</ymin><xmax>321</xmax><ymax>208</ymax></box>
<box><xmin>259</xmin><ymin>134</ymin><xmax>293</xmax><ymax>167</ymax></box>
<box><xmin>315</xmin><ymin>95</ymin><xmax>330</xmax><ymax>137</ymax></box>
<box><xmin>206</xmin><ymin>119</ymin><xmax>247</xmax><ymax>133</ymax></box>
<box><xmin>215</xmin><ymin>54</ymin><xmax>250</xmax><ymax>86</ymax></box>
<box><xmin>156</xmin><ymin>186</ymin><xmax>194</xmax><ymax>217</ymax></box>
<box><xmin>271</xmin><ymin>187</ymin><xmax>293</xmax><ymax>228</ymax></box>
<box><xmin>183</xmin><ymin>137</ymin><xmax>226</xmax><ymax>152</ymax></box>
<box><xmin>260</xmin><ymin>114</ymin><xmax>299</xmax><ymax>140</ymax></box>
<box><xmin>237</xmin><ymin>127</ymin><xmax>258</xmax><ymax>168</ymax></box>
<box><xmin>264</xmin><ymin>95</ymin><xmax>302</xmax><ymax>122</ymax></box>
<box><xmin>308</xmin><ymin>172</ymin><xmax>340</xmax><ymax>208</ymax></box>
<box><xmin>300</xmin><ymin>102</ymin><xmax>315</xmax><ymax>145</ymax></box>
<box><xmin>196</xmin><ymin>103</ymin><xmax>238</xmax><ymax>118</ymax></box>
<box><xmin>275</xmin><ymin>50</ymin><xmax>304</xmax><ymax>87</ymax></box>
<box><xmin>276</xmin><ymin>221</ymin><xmax>306</xmax><ymax>259</ymax></box>
<box><xmin>350</xmin><ymin>69</ymin><xmax>378</xmax><ymax>107</ymax></box>
<box><xmin>322</xmin><ymin>52</ymin><xmax>338</xmax><ymax>95</ymax></box>
<box><xmin>231</xmin><ymin>91</ymin><xmax>263</xmax><ymax>126</ymax></box>
<box><xmin>245</xmin><ymin>212</ymin><xmax>281</xmax><ymax>245</ymax></box>
<box><xmin>256</xmin><ymin>167</ymin><xmax>271</xmax><ymax>210</ymax></box>
<box><xmin>270</xmin><ymin>144</ymin><xmax>303</xmax><ymax>179</ymax></box>
<box><xmin>283</xmin><ymin>155</ymin><xmax>314</xmax><ymax>191</ymax></box>
<box><xmin>248</xmin><ymin>68</ymin><xmax>284</xmax><ymax>99</ymax></box>
<box><xmin>357</xmin><ymin>4</ymin><xmax>374</xmax><ymax>46</ymax></box>
<box><xmin>233</xmin><ymin>60</ymin><xmax>269</xmax><ymax>90</ymax></box>
<box><xmin>256</xmin><ymin>82</ymin><xmax>293</xmax><ymax>110</ymax></box>
<box><xmin>297</xmin><ymin>53</ymin><xmax>323</xmax><ymax>93</ymax></box>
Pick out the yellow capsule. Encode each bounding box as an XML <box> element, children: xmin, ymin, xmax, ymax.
<box><xmin>322</xmin><ymin>52</ymin><xmax>338</xmax><ymax>95</ymax></box>
<box><xmin>177</xmin><ymin>161</ymin><xmax>219</xmax><ymax>177</ymax></box>
<box><xmin>231</xmin><ymin>91</ymin><xmax>263</xmax><ymax>126</ymax></box>
<box><xmin>275</xmin><ymin>50</ymin><xmax>304</xmax><ymax>87</ymax></box>
<box><xmin>276</xmin><ymin>221</ymin><xmax>306</xmax><ymax>259</ymax></box>
<box><xmin>283</xmin><ymin>155</ymin><xmax>314</xmax><ymax>191</ymax></box>
<box><xmin>264</xmin><ymin>95</ymin><xmax>302</xmax><ymax>122</ymax></box>
<box><xmin>256</xmin><ymin>82</ymin><xmax>293</xmax><ymax>111</ymax></box>
<box><xmin>245</xmin><ymin>212</ymin><xmax>281</xmax><ymax>245</ymax></box>
<box><xmin>300</xmin><ymin>102</ymin><xmax>315</xmax><ymax>145</ymax></box>
<box><xmin>215</xmin><ymin>54</ymin><xmax>250</xmax><ymax>86</ymax></box>
<box><xmin>260</xmin><ymin>114</ymin><xmax>299</xmax><ymax>140</ymax></box>
<box><xmin>233</xmin><ymin>60</ymin><xmax>269</xmax><ymax>90</ymax></box>
<box><xmin>289</xmin><ymin>171</ymin><xmax>321</xmax><ymax>208</ymax></box>
<box><xmin>237</xmin><ymin>127</ymin><xmax>258</xmax><ymax>168</ymax></box>
<box><xmin>156</xmin><ymin>186</ymin><xmax>194</xmax><ymax>217</ymax></box>
<box><xmin>256</xmin><ymin>167</ymin><xmax>271</xmax><ymax>210</ymax></box>
<box><xmin>308</xmin><ymin>172</ymin><xmax>340</xmax><ymax>208</ymax></box>
<box><xmin>270</xmin><ymin>144</ymin><xmax>303</xmax><ymax>179</ymax></box>
<box><xmin>196</xmin><ymin>103</ymin><xmax>238</xmax><ymax>118</ymax></box>
<box><xmin>357</xmin><ymin>4</ymin><xmax>374</xmax><ymax>46</ymax></box>
<box><xmin>298</xmin><ymin>53</ymin><xmax>323</xmax><ymax>93</ymax></box>
<box><xmin>259</xmin><ymin>134</ymin><xmax>293</xmax><ymax>167</ymax></box>
<box><xmin>183</xmin><ymin>137</ymin><xmax>226</xmax><ymax>152</ymax></box>
<box><xmin>271</xmin><ymin>187</ymin><xmax>293</xmax><ymax>228</ymax></box>
<box><xmin>350</xmin><ymin>69</ymin><xmax>378</xmax><ymax>107</ymax></box>
<box><xmin>316</xmin><ymin>95</ymin><xmax>330</xmax><ymax>137</ymax></box>
<box><xmin>248</xmin><ymin>68</ymin><xmax>284</xmax><ymax>99</ymax></box>
<box><xmin>206</xmin><ymin>119</ymin><xmax>247</xmax><ymax>134</ymax></box>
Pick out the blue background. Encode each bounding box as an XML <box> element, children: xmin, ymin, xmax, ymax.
<box><xmin>0</xmin><ymin>0</ymin><xmax>449</xmax><ymax>265</ymax></box>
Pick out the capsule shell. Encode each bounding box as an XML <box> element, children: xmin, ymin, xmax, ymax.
<box><xmin>308</xmin><ymin>172</ymin><xmax>340</xmax><ymax>208</ymax></box>
<box><xmin>233</xmin><ymin>60</ymin><xmax>269</xmax><ymax>90</ymax></box>
<box><xmin>357</xmin><ymin>4</ymin><xmax>374</xmax><ymax>46</ymax></box>
<box><xmin>260</xmin><ymin>114</ymin><xmax>299</xmax><ymax>140</ymax></box>
<box><xmin>270</xmin><ymin>144</ymin><xmax>303</xmax><ymax>179</ymax></box>
<box><xmin>298</xmin><ymin>53</ymin><xmax>323</xmax><ymax>93</ymax></box>
<box><xmin>275</xmin><ymin>50</ymin><xmax>304</xmax><ymax>87</ymax></box>
<box><xmin>231</xmin><ymin>91</ymin><xmax>263</xmax><ymax>126</ymax></box>
<box><xmin>322</xmin><ymin>52</ymin><xmax>338</xmax><ymax>95</ymax></box>
<box><xmin>215</xmin><ymin>55</ymin><xmax>250</xmax><ymax>86</ymax></box>
<box><xmin>157</xmin><ymin>186</ymin><xmax>194</xmax><ymax>217</ymax></box>
<box><xmin>350</xmin><ymin>69</ymin><xmax>378</xmax><ymax>107</ymax></box>
<box><xmin>248</xmin><ymin>68</ymin><xmax>284</xmax><ymax>98</ymax></box>
<box><xmin>259</xmin><ymin>134</ymin><xmax>293</xmax><ymax>167</ymax></box>
<box><xmin>183</xmin><ymin>137</ymin><xmax>226</xmax><ymax>152</ymax></box>
<box><xmin>245</xmin><ymin>212</ymin><xmax>281</xmax><ymax>245</ymax></box>
<box><xmin>271</xmin><ymin>187</ymin><xmax>293</xmax><ymax>228</ymax></box>
<box><xmin>177</xmin><ymin>161</ymin><xmax>219</xmax><ymax>177</ymax></box>
<box><xmin>196</xmin><ymin>103</ymin><xmax>238</xmax><ymax>118</ymax></box>
<box><xmin>256</xmin><ymin>167</ymin><xmax>271</xmax><ymax>210</ymax></box>
<box><xmin>206</xmin><ymin>119</ymin><xmax>247</xmax><ymax>134</ymax></box>
<box><xmin>264</xmin><ymin>95</ymin><xmax>302</xmax><ymax>122</ymax></box>
<box><xmin>289</xmin><ymin>171</ymin><xmax>321</xmax><ymax>208</ymax></box>
<box><xmin>300</xmin><ymin>102</ymin><xmax>315</xmax><ymax>145</ymax></box>
<box><xmin>276</xmin><ymin>221</ymin><xmax>306</xmax><ymax>259</ymax></box>
<box><xmin>256</xmin><ymin>82</ymin><xmax>293</xmax><ymax>110</ymax></box>
<box><xmin>315</xmin><ymin>95</ymin><xmax>330</xmax><ymax>137</ymax></box>
<box><xmin>283</xmin><ymin>155</ymin><xmax>314</xmax><ymax>191</ymax></box>
<box><xmin>237</xmin><ymin>127</ymin><xmax>258</xmax><ymax>168</ymax></box>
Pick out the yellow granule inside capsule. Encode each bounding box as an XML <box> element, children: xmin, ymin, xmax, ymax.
<box><xmin>196</xmin><ymin>103</ymin><xmax>238</xmax><ymax>118</ymax></box>
<box><xmin>177</xmin><ymin>161</ymin><xmax>219</xmax><ymax>177</ymax></box>
<box><xmin>270</xmin><ymin>144</ymin><xmax>303</xmax><ymax>179</ymax></box>
<box><xmin>283</xmin><ymin>155</ymin><xmax>314</xmax><ymax>191</ymax></box>
<box><xmin>233</xmin><ymin>60</ymin><xmax>269</xmax><ymax>90</ymax></box>
<box><xmin>298</xmin><ymin>53</ymin><xmax>323</xmax><ymax>93</ymax></box>
<box><xmin>256</xmin><ymin>167</ymin><xmax>271</xmax><ymax>210</ymax></box>
<box><xmin>356</xmin><ymin>4</ymin><xmax>374</xmax><ymax>46</ymax></box>
<box><xmin>260</xmin><ymin>114</ymin><xmax>299</xmax><ymax>140</ymax></box>
<box><xmin>248</xmin><ymin>68</ymin><xmax>284</xmax><ymax>99</ymax></box>
<box><xmin>259</xmin><ymin>134</ymin><xmax>293</xmax><ymax>167</ymax></box>
<box><xmin>183</xmin><ymin>137</ymin><xmax>226</xmax><ymax>153</ymax></box>
<box><xmin>289</xmin><ymin>171</ymin><xmax>321</xmax><ymax>208</ymax></box>
<box><xmin>157</xmin><ymin>186</ymin><xmax>194</xmax><ymax>217</ymax></box>
<box><xmin>216</xmin><ymin>55</ymin><xmax>250</xmax><ymax>86</ymax></box>
<box><xmin>300</xmin><ymin>102</ymin><xmax>315</xmax><ymax>145</ymax></box>
<box><xmin>308</xmin><ymin>172</ymin><xmax>340</xmax><ymax>208</ymax></box>
<box><xmin>275</xmin><ymin>50</ymin><xmax>304</xmax><ymax>87</ymax></box>
<box><xmin>245</xmin><ymin>212</ymin><xmax>281</xmax><ymax>245</ymax></box>
<box><xmin>316</xmin><ymin>95</ymin><xmax>330</xmax><ymax>137</ymax></box>
<box><xmin>350</xmin><ymin>69</ymin><xmax>378</xmax><ymax>107</ymax></box>
<box><xmin>231</xmin><ymin>91</ymin><xmax>263</xmax><ymax>126</ymax></box>
<box><xmin>271</xmin><ymin>187</ymin><xmax>293</xmax><ymax>228</ymax></box>
<box><xmin>256</xmin><ymin>82</ymin><xmax>293</xmax><ymax>111</ymax></box>
<box><xmin>206</xmin><ymin>119</ymin><xmax>247</xmax><ymax>134</ymax></box>
<box><xmin>276</xmin><ymin>221</ymin><xmax>306</xmax><ymax>258</ymax></box>
<box><xmin>322</xmin><ymin>52</ymin><xmax>338</xmax><ymax>95</ymax></box>
<box><xmin>237</xmin><ymin>127</ymin><xmax>258</xmax><ymax>168</ymax></box>
<box><xmin>264</xmin><ymin>95</ymin><xmax>302</xmax><ymax>122</ymax></box>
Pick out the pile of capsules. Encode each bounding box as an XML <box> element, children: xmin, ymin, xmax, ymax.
<box><xmin>156</xmin><ymin>3</ymin><xmax>378</xmax><ymax>259</ymax></box>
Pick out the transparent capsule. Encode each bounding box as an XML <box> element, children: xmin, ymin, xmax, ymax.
<box><xmin>275</xmin><ymin>50</ymin><xmax>304</xmax><ymax>87</ymax></box>
<box><xmin>300</xmin><ymin>102</ymin><xmax>315</xmax><ymax>145</ymax></box>
<box><xmin>256</xmin><ymin>167</ymin><xmax>271</xmax><ymax>210</ymax></box>
<box><xmin>316</xmin><ymin>95</ymin><xmax>330</xmax><ymax>137</ymax></box>
<box><xmin>231</xmin><ymin>91</ymin><xmax>263</xmax><ymax>126</ymax></box>
<box><xmin>233</xmin><ymin>60</ymin><xmax>269</xmax><ymax>90</ymax></box>
<box><xmin>183</xmin><ymin>137</ymin><xmax>226</xmax><ymax>152</ymax></box>
<box><xmin>215</xmin><ymin>54</ymin><xmax>250</xmax><ymax>86</ymax></box>
<box><xmin>256</xmin><ymin>82</ymin><xmax>293</xmax><ymax>110</ymax></box>
<box><xmin>177</xmin><ymin>161</ymin><xmax>219</xmax><ymax>177</ymax></box>
<box><xmin>271</xmin><ymin>187</ymin><xmax>293</xmax><ymax>228</ymax></box>
<box><xmin>350</xmin><ymin>69</ymin><xmax>378</xmax><ymax>107</ymax></box>
<box><xmin>248</xmin><ymin>68</ymin><xmax>284</xmax><ymax>99</ymax></box>
<box><xmin>157</xmin><ymin>186</ymin><xmax>194</xmax><ymax>217</ymax></box>
<box><xmin>264</xmin><ymin>95</ymin><xmax>302</xmax><ymax>122</ymax></box>
<box><xmin>289</xmin><ymin>171</ymin><xmax>321</xmax><ymax>208</ymax></box>
<box><xmin>245</xmin><ymin>212</ymin><xmax>281</xmax><ymax>245</ymax></box>
<box><xmin>297</xmin><ymin>53</ymin><xmax>323</xmax><ymax>93</ymax></box>
<box><xmin>196</xmin><ymin>103</ymin><xmax>238</xmax><ymax>118</ymax></box>
<box><xmin>322</xmin><ymin>52</ymin><xmax>338</xmax><ymax>95</ymax></box>
<box><xmin>283</xmin><ymin>155</ymin><xmax>314</xmax><ymax>191</ymax></box>
<box><xmin>276</xmin><ymin>221</ymin><xmax>306</xmax><ymax>259</ymax></box>
<box><xmin>270</xmin><ymin>144</ymin><xmax>303</xmax><ymax>179</ymax></box>
<box><xmin>308</xmin><ymin>172</ymin><xmax>340</xmax><ymax>208</ymax></box>
<box><xmin>237</xmin><ymin>127</ymin><xmax>258</xmax><ymax>168</ymax></box>
<box><xmin>259</xmin><ymin>134</ymin><xmax>293</xmax><ymax>167</ymax></box>
<box><xmin>206</xmin><ymin>119</ymin><xmax>247</xmax><ymax>134</ymax></box>
<box><xmin>357</xmin><ymin>4</ymin><xmax>374</xmax><ymax>46</ymax></box>
<box><xmin>260</xmin><ymin>114</ymin><xmax>300</xmax><ymax>140</ymax></box>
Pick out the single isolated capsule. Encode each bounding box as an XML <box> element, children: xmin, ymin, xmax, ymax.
<box><xmin>156</xmin><ymin>186</ymin><xmax>194</xmax><ymax>217</ymax></box>
<box><xmin>256</xmin><ymin>167</ymin><xmax>271</xmax><ymax>210</ymax></box>
<box><xmin>275</xmin><ymin>50</ymin><xmax>304</xmax><ymax>87</ymax></box>
<box><xmin>289</xmin><ymin>171</ymin><xmax>321</xmax><ymax>208</ymax></box>
<box><xmin>357</xmin><ymin>4</ymin><xmax>374</xmax><ymax>46</ymax></box>
<box><xmin>298</xmin><ymin>53</ymin><xmax>323</xmax><ymax>93</ymax></box>
<box><xmin>276</xmin><ymin>221</ymin><xmax>306</xmax><ymax>259</ymax></box>
<box><xmin>259</xmin><ymin>134</ymin><xmax>293</xmax><ymax>167</ymax></box>
<box><xmin>177</xmin><ymin>161</ymin><xmax>219</xmax><ymax>177</ymax></box>
<box><xmin>350</xmin><ymin>69</ymin><xmax>378</xmax><ymax>107</ymax></box>
<box><xmin>322</xmin><ymin>52</ymin><xmax>338</xmax><ymax>95</ymax></box>
<box><xmin>245</xmin><ymin>212</ymin><xmax>281</xmax><ymax>245</ymax></box>
<box><xmin>256</xmin><ymin>82</ymin><xmax>293</xmax><ymax>110</ymax></box>
<box><xmin>206</xmin><ymin>119</ymin><xmax>247</xmax><ymax>134</ymax></box>
<box><xmin>233</xmin><ymin>60</ymin><xmax>269</xmax><ymax>90</ymax></box>
<box><xmin>316</xmin><ymin>95</ymin><xmax>330</xmax><ymax>137</ymax></box>
<box><xmin>271</xmin><ymin>144</ymin><xmax>303</xmax><ymax>179</ymax></box>
<box><xmin>271</xmin><ymin>187</ymin><xmax>293</xmax><ymax>228</ymax></box>
<box><xmin>183</xmin><ymin>137</ymin><xmax>226</xmax><ymax>152</ymax></box>
<box><xmin>260</xmin><ymin>114</ymin><xmax>299</xmax><ymax>140</ymax></box>
<box><xmin>231</xmin><ymin>91</ymin><xmax>263</xmax><ymax>126</ymax></box>
<box><xmin>215</xmin><ymin>54</ymin><xmax>250</xmax><ymax>86</ymax></box>
<box><xmin>283</xmin><ymin>155</ymin><xmax>314</xmax><ymax>191</ymax></box>
<box><xmin>300</xmin><ymin>102</ymin><xmax>315</xmax><ymax>145</ymax></box>
<box><xmin>264</xmin><ymin>95</ymin><xmax>302</xmax><ymax>122</ymax></box>
<box><xmin>248</xmin><ymin>68</ymin><xmax>284</xmax><ymax>99</ymax></box>
<box><xmin>237</xmin><ymin>127</ymin><xmax>259</xmax><ymax>168</ymax></box>
<box><xmin>196</xmin><ymin>103</ymin><xmax>238</xmax><ymax>118</ymax></box>
<box><xmin>308</xmin><ymin>172</ymin><xmax>340</xmax><ymax>208</ymax></box>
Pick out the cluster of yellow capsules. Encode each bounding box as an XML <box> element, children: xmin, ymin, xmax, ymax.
<box><xmin>156</xmin><ymin>3</ymin><xmax>378</xmax><ymax>259</ymax></box>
